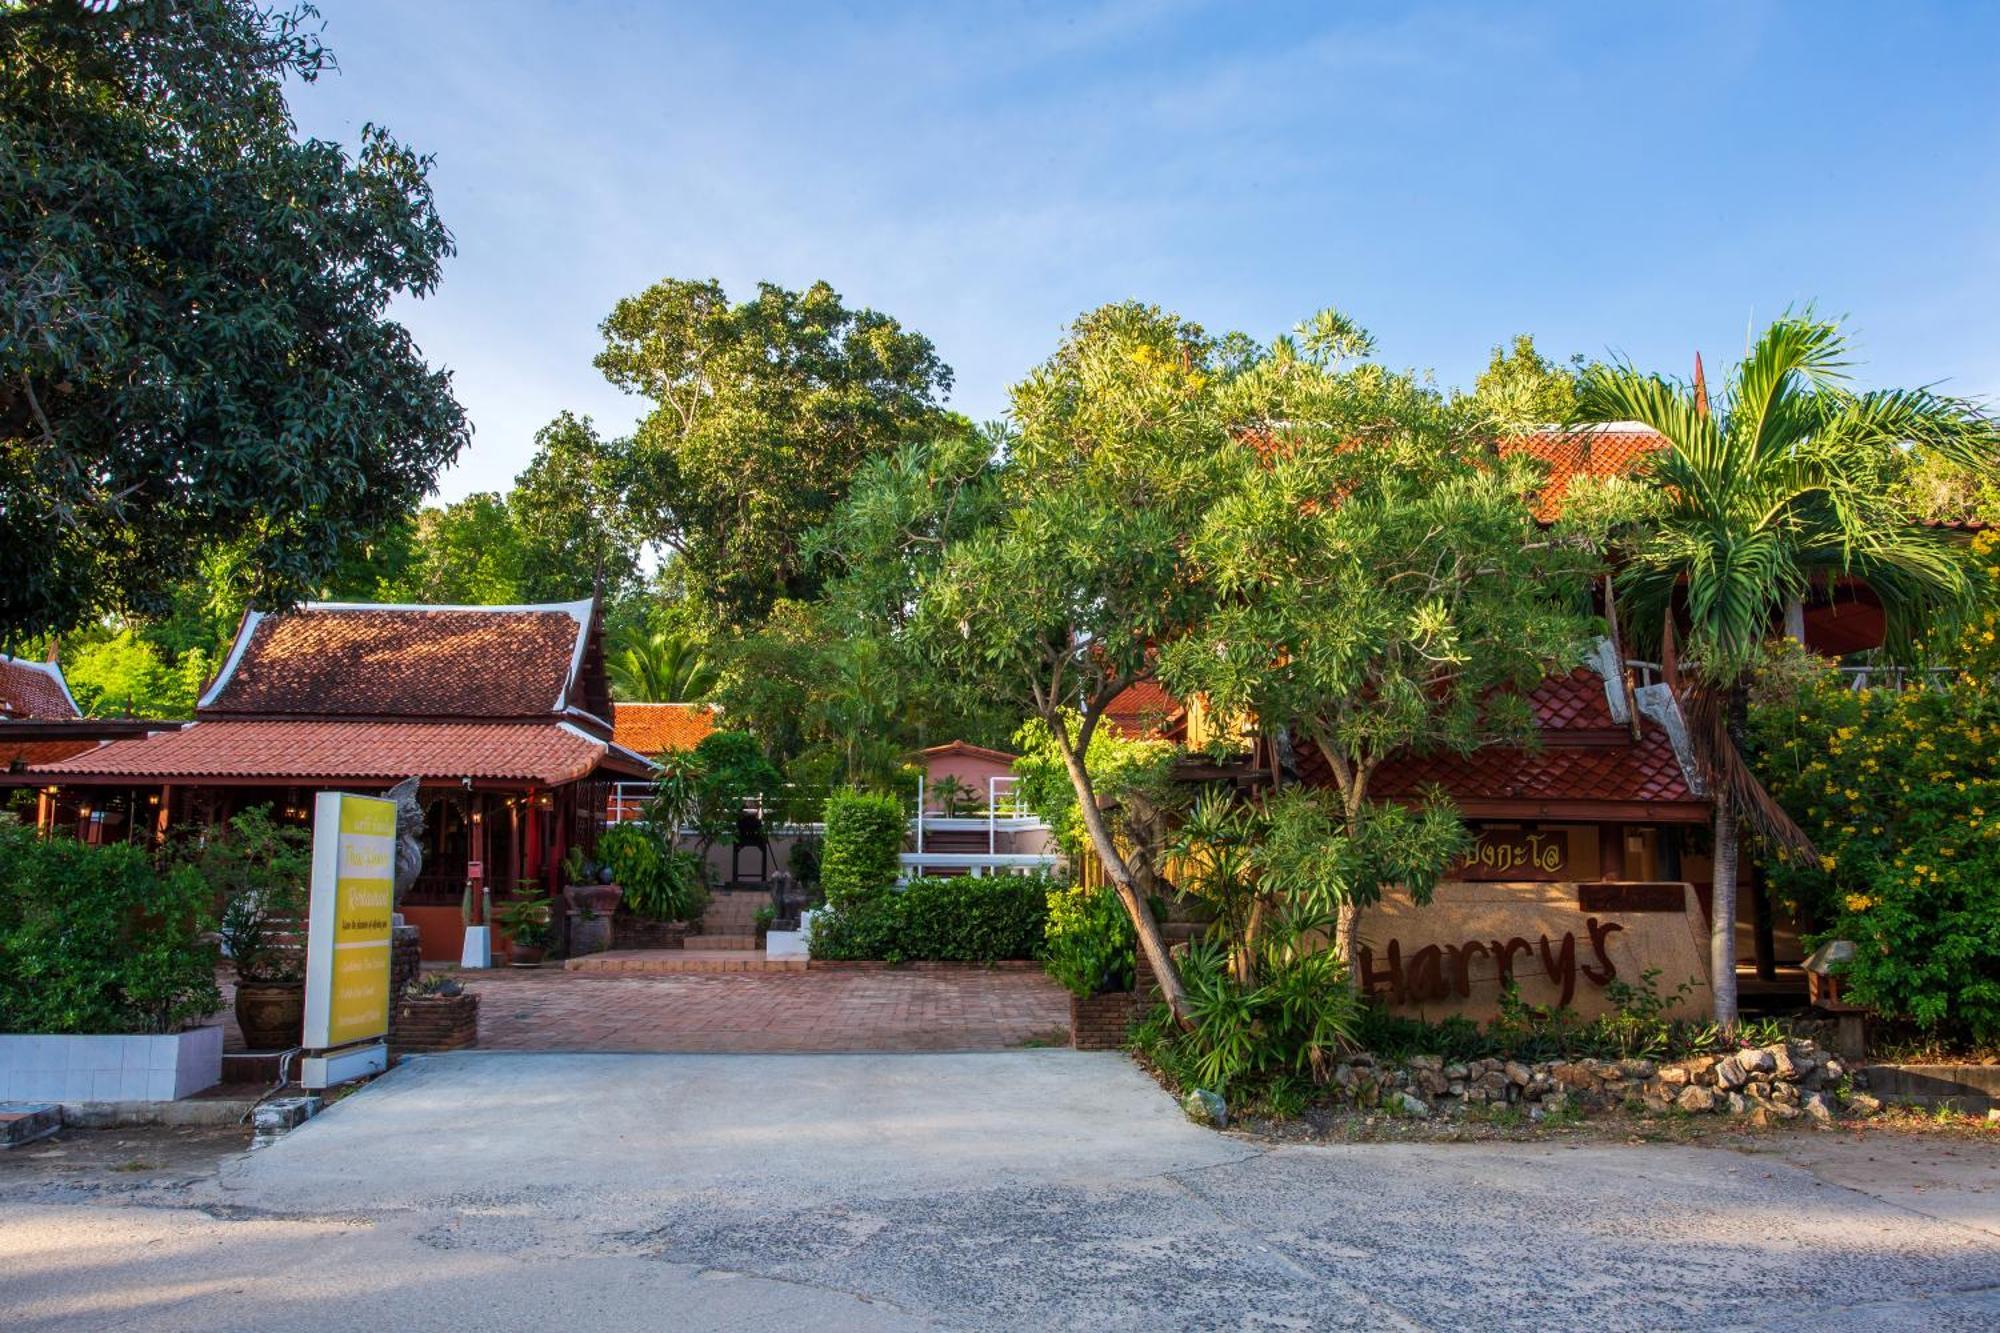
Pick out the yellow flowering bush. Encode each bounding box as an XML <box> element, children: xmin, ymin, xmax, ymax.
<box><xmin>1750</xmin><ymin>647</ymin><xmax>2000</xmax><ymax>1040</ymax></box>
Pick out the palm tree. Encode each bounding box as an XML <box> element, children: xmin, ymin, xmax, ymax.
<box><xmin>1576</xmin><ymin>316</ymin><xmax>1997</xmax><ymax>1026</ymax></box>
<box><xmin>609</xmin><ymin>630</ymin><xmax>718</xmax><ymax>703</ymax></box>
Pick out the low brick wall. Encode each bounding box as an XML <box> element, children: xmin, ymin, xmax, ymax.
<box><xmin>612</xmin><ymin>916</ymin><xmax>689</xmax><ymax>951</ymax></box>
<box><xmin>1071</xmin><ymin>989</ymin><xmax>1138</xmax><ymax>1050</ymax></box>
<box><xmin>1861</xmin><ymin>1063</ymin><xmax>2000</xmax><ymax>1113</ymax></box>
<box><xmin>392</xmin><ymin>994</ymin><xmax>479</xmax><ymax>1052</ymax></box>
<box><xmin>806</xmin><ymin>959</ymin><xmax>1045</xmax><ymax>972</ymax></box>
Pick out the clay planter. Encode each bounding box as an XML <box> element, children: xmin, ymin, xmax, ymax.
<box><xmin>564</xmin><ymin>883</ymin><xmax>624</xmax><ymax>957</ymax></box>
<box><xmin>508</xmin><ymin>942</ymin><xmax>547</xmax><ymax>968</ymax></box>
<box><xmin>235</xmin><ymin>981</ymin><xmax>306</xmax><ymax>1050</ymax></box>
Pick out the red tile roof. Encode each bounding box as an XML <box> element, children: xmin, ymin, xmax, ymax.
<box><xmin>2</xmin><ymin>737</ymin><xmax>104</xmax><ymax>768</ymax></box>
<box><xmin>200</xmin><ymin>601</ymin><xmax>600</xmax><ymax>723</ymax></box>
<box><xmin>1501</xmin><ymin>425</ymin><xmax>1667</xmax><ymax>522</ymax></box>
<box><xmin>1103</xmin><ymin>681</ymin><xmax>1185</xmax><ymax>739</ymax></box>
<box><xmin>31</xmin><ymin>720</ymin><xmax>653</xmax><ymax>785</ymax></box>
<box><xmin>919</xmin><ymin>740</ymin><xmax>1019</xmax><ymax>765</ymax></box>
<box><xmin>0</xmin><ymin>656</ymin><xmax>79</xmax><ymax>720</ymax></box>
<box><xmin>612</xmin><ymin>702</ymin><xmax>718</xmax><ymax>755</ymax></box>
<box><xmin>1295</xmin><ymin>669</ymin><xmax>1704</xmax><ymax>816</ymax></box>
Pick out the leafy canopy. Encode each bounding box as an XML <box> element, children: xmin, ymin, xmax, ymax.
<box><xmin>1</xmin><ymin>0</ymin><xmax>467</xmax><ymax>641</ymax></box>
<box><xmin>1576</xmin><ymin>314</ymin><xmax>1999</xmax><ymax>684</ymax></box>
<box><xmin>599</xmin><ymin>278</ymin><xmax>953</xmax><ymax>622</ymax></box>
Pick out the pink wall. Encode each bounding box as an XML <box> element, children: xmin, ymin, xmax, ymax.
<box><xmin>922</xmin><ymin>750</ymin><xmax>1015</xmax><ymax>809</ymax></box>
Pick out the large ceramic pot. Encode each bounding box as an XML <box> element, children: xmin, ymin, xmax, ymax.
<box><xmin>235</xmin><ymin>980</ymin><xmax>306</xmax><ymax>1050</ymax></box>
<box><xmin>508</xmin><ymin>942</ymin><xmax>546</xmax><ymax>968</ymax></box>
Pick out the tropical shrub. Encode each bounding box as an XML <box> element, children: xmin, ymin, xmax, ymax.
<box><xmin>0</xmin><ymin>823</ymin><xmax>220</xmax><ymax>1034</ymax></box>
<box><xmin>1011</xmin><ymin>712</ymin><xmax>1176</xmax><ymax>859</ymax></box>
<box><xmin>808</xmin><ymin>874</ymin><xmax>1053</xmax><ymax>963</ymax></box>
<box><xmin>1131</xmin><ymin>940</ymin><xmax>1360</xmax><ymax>1099</ymax></box>
<box><xmin>1042</xmin><ymin>883</ymin><xmax>1135</xmax><ymax>997</ymax></box>
<box><xmin>819</xmin><ymin>788</ymin><xmax>905</xmax><ymax>906</ymax></box>
<box><xmin>599</xmin><ymin>822</ymin><xmax>706</xmax><ymax>923</ymax></box>
<box><xmin>186</xmin><ymin>805</ymin><xmax>312</xmax><ymax>983</ymax></box>
<box><xmin>1750</xmin><ymin>646</ymin><xmax>2000</xmax><ymax>1041</ymax></box>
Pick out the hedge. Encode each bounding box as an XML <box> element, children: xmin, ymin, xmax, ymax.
<box><xmin>809</xmin><ymin>875</ymin><xmax>1055</xmax><ymax>963</ymax></box>
<box><xmin>0</xmin><ymin>822</ymin><xmax>221</xmax><ymax>1034</ymax></box>
<box><xmin>820</xmin><ymin>788</ymin><xmax>905</xmax><ymax>906</ymax></box>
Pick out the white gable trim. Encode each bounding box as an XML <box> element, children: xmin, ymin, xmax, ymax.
<box><xmin>197</xmin><ymin>610</ymin><xmax>267</xmax><ymax>710</ymax></box>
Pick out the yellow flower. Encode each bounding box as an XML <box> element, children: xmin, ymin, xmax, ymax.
<box><xmin>1819</xmin><ymin>854</ymin><xmax>1838</xmax><ymax>872</ymax></box>
<box><xmin>1844</xmin><ymin>893</ymin><xmax>1873</xmax><ymax>913</ymax></box>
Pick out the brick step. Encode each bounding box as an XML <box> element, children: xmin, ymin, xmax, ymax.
<box><xmin>565</xmin><ymin>949</ymin><xmax>803</xmax><ymax>974</ymax></box>
<box><xmin>684</xmin><ymin>933</ymin><xmax>757</xmax><ymax>951</ymax></box>
<box><xmin>222</xmin><ymin>1050</ymin><xmax>287</xmax><ymax>1084</ymax></box>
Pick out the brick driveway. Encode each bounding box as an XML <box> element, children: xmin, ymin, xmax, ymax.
<box><xmin>463</xmin><ymin>966</ymin><xmax>1072</xmax><ymax>1053</ymax></box>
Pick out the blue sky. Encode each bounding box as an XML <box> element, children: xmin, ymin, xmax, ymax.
<box><xmin>290</xmin><ymin>1</ymin><xmax>2000</xmax><ymax>501</ymax></box>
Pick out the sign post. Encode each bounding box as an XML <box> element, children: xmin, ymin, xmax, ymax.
<box><xmin>300</xmin><ymin>791</ymin><xmax>397</xmax><ymax>1089</ymax></box>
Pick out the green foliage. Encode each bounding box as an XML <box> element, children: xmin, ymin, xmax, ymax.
<box><xmin>807</xmin><ymin>875</ymin><xmax>1053</xmax><ymax>963</ymax></box>
<box><xmin>1011</xmin><ymin>713</ymin><xmax>1177</xmax><ymax>859</ymax></box>
<box><xmin>787</xmin><ymin>833</ymin><xmax>823</xmax><ymax>889</ymax></box>
<box><xmin>1576</xmin><ymin>315</ymin><xmax>1997</xmax><ymax>682</ymax></box>
<box><xmin>819</xmin><ymin>789</ymin><xmax>906</xmax><ymax>907</ymax></box>
<box><xmin>598</xmin><ymin>822</ymin><xmax>706</xmax><ymax>923</ymax></box>
<box><xmin>1469</xmin><ymin>334</ymin><xmax>1580</xmax><ymax>431</ymax></box>
<box><xmin>610</xmin><ymin>629</ymin><xmax>716</xmax><ymax>703</ymax></box>
<box><xmin>0</xmin><ymin>823</ymin><xmax>220</xmax><ymax>1034</ymax></box>
<box><xmin>1749</xmin><ymin>650</ymin><xmax>2000</xmax><ymax>1040</ymax></box>
<box><xmin>1042</xmin><ymin>883</ymin><xmax>1137</xmax><ymax>998</ymax></box>
<box><xmin>599</xmin><ymin>277</ymin><xmax>953</xmax><ymax>622</ymax></box>
<box><xmin>188</xmin><ymin>806</ymin><xmax>311</xmax><ymax>983</ymax></box>
<box><xmin>1132</xmin><ymin>940</ymin><xmax>1361</xmax><ymax>1097</ymax></box>
<box><xmin>494</xmin><ymin>894</ymin><xmax>553</xmax><ymax>950</ymax></box>
<box><xmin>62</xmin><ymin>630</ymin><xmax>209</xmax><ymax>719</ymax></box>
<box><xmin>687</xmin><ymin>730</ymin><xmax>782</xmax><ymax>849</ymax></box>
<box><xmin>370</xmin><ymin>493</ymin><xmax>524</xmax><ymax>605</ymax></box>
<box><xmin>510</xmin><ymin>411</ymin><xmax>647</xmax><ymax>603</ymax></box>
<box><xmin>928</xmin><ymin>775</ymin><xmax>975</xmax><ymax>817</ymax></box>
<box><xmin>2</xmin><ymin>0</ymin><xmax>468</xmax><ymax>639</ymax></box>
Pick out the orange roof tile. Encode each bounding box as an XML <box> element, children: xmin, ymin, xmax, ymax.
<box><xmin>1501</xmin><ymin>425</ymin><xmax>1667</xmax><ymax>522</ymax></box>
<box><xmin>1295</xmin><ymin>670</ymin><xmax>1703</xmax><ymax>815</ymax></box>
<box><xmin>31</xmin><ymin>719</ymin><xmax>653</xmax><ymax>784</ymax></box>
<box><xmin>612</xmin><ymin>702</ymin><xmax>718</xmax><ymax>755</ymax></box>
<box><xmin>201</xmin><ymin>601</ymin><xmax>602</xmax><ymax>723</ymax></box>
<box><xmin>1102</xmin><ymin>681</ymin><xmax>1185</xmax><ymax>739</ymax></box>
<box><xmin>0</xmin><ymin>656</ymin><xmax>79</xmax><ymax>720</ymax></box>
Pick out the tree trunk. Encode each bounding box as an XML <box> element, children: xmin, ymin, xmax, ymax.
<box><xmin>1054</xmin><ymin>734</ymin><xmax>1191</xmax><ymax>1026</ymax></box>
<box><xmin>1710</xmin><ymin>795</ymin><xmax>1740</xmax><ymax>1030</ymax></box>
<box><xmin>1333</xmin><ymin>901</ymin><xmax>1360</xmax><ymax>977</ymax></box>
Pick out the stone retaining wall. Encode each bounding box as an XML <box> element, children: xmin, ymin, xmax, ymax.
<box><xmin>1330</xmin><ymin>1038</ymin><xmax>1865</xmax><ymax>1124</ymax></box>
<box><xmin>612</xmin><ymin>916</ymin><xmax>689</xmax><ymax>951</ymax></box>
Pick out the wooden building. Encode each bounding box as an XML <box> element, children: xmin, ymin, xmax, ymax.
<box><xmin>9</xmin><ymin>600</ymin><xmax>655</xmax><ymax>961</ymax></box>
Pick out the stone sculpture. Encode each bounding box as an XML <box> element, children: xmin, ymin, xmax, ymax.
<box><xmin>385</xmin><ymin>776</ymin><xmax>426</xmax><ymax>908</ymax></box>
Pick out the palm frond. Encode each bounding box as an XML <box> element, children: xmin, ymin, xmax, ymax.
<box><xmin>1727</xmin><ymin>316</ymin><xmax>1848</xmax><ymax>448</ymax></box>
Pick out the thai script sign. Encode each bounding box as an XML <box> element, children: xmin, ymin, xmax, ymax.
<box><xmin>303</xmin><ymin>792</ymin><xmax>396</xmax><ymax>1050</ymax></box>
<box><xmin>1456</xmin><ymin>828</ymin><xmax>1569</xmax><ymax>881</ymax></box>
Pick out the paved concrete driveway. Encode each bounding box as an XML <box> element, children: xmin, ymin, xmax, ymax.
<box><xmin>4</xmin><ymin>1051</ymin><xmax>1999</xmax><ymax>1330</ymax></box>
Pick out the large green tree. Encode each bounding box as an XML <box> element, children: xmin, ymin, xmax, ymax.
<box><xmin>511</xmin><ymin>412</ymin><xmax>645</xmax><ymax>603</ymax></box>
<box><xmin>1162</xmin><ymin>322</ymin><xmax>1608</xmax><ymax>972</ymax></box>
<box><xmin>1</xmin><ymin>0</ymin><xmax>467</xmax><ymax>643</ymax></box>
<box><xmin>597</xmin><ymin>278</ymin><xmax>952</xmax><ymax>621</ymax></box>
<box><xmin>912</xmin><ymin>304</ymin><xmax>1244</xmax><ymax>1020</ymax></box>
<box><xmin>1575</xmin><ymin>316</ymin><xmax>1999</xmax><ymax>1025</ymax></box>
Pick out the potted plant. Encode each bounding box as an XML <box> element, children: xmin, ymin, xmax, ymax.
<box><xmin>199</xmin><ymin>807</ymin><xmax>312</xmax><ymax>1051</ymax></box>
<box><xmin>929</xmin><ymin>774</ymin><xmax>976</xmax><ymax>818</ymax></box>
<box><xmin>496</xmin><ymin>894</ymin><xmax>553</xmax><ymax>967</ymax></box>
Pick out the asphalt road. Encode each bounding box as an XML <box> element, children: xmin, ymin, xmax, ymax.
<box><xmin>3</xmin><ymin>1050</ymin><xmax>1998</xmax><ymax>1330</ymax></box>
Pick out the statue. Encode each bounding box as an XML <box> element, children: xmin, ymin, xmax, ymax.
<box><xmin>385</xmin><ymin>777</ymin><xmax>426</xmax><ymax>909</ymax></box>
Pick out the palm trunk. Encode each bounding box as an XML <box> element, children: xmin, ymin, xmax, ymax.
<box><xmin>1053</xmin><ymin>732</ymin><xmax>1190</xmax><ymax>1026</ymax></box>
<box><xmin>1710</xmin><ymin>795</ymin><xmax>1740</xmax><ymax>1030</ymax></box>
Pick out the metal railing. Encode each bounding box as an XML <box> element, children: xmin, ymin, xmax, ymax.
<box><xmin>1624</xmin><ymin>660</ymin><xmax>1959</xmax><ymax>693</ymax></box>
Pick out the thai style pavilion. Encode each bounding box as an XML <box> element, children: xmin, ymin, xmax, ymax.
<box><xmin>11</xmin><ymin>600</ymin><xmax>655</xmax><ymax>960</ymax></box>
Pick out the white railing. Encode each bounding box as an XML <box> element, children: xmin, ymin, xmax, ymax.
<box><xmin>898</xmin><ymin>851</ymin><xmax>1063</xmax><ymax>879</ymax></box>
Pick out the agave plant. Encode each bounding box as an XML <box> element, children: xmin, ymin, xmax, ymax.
<box><xmin>1576</xmin><ymin>315</ymin><xmax>1998</xmax><ymax>1025</ymax></box>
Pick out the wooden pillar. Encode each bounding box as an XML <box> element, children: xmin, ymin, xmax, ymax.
<box><xmin>525</xmin><ymin>790</ymin><xmax>543</xmax><ymax>892</ymax></box>
<box><xmin>155</xmin><ymin>784</ymin><xmax>172</xmax><ymax>847</ymax></box>
<box><xmin>1750</xmin><ymin>864</ymin><xmax>1778</xmax><ymax>981</ymax></box>
<box><xmin>36</xmin><ymin>787</ymin><xmax>52</xmax><ymax>837</ymax></box>
<box><xmin>1597</xmin><ymin>823</ymin><xmax>1627</xmax><ymax>882</ymax></box>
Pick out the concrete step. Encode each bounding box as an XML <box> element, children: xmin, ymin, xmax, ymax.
<box><xmin>684</xmin><ymin>933</ymin><xmax>757</xmax><ymax>951</ymax></box>
<box><xmin>565</xmin><ymin>949</ymin><xmax>803</xmax><ymax>974</ymax></box>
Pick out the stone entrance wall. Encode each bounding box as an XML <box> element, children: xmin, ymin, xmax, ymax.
<box><xmin>1353</xmin><ymin>880</ymin><xmax>1711</xmax><ymax>1022</ymax></box>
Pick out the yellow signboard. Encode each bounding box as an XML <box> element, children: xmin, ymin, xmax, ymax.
<box><xmin>303</xmin><ymin>792</ymin><xmax>398</xmax><ymax>1050</ymax></box>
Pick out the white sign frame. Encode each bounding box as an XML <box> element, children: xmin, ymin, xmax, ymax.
<box><xmin>302</xmin><ymin>791</ymin><xmax>398</xmax><ymax>1052</ymax></box>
